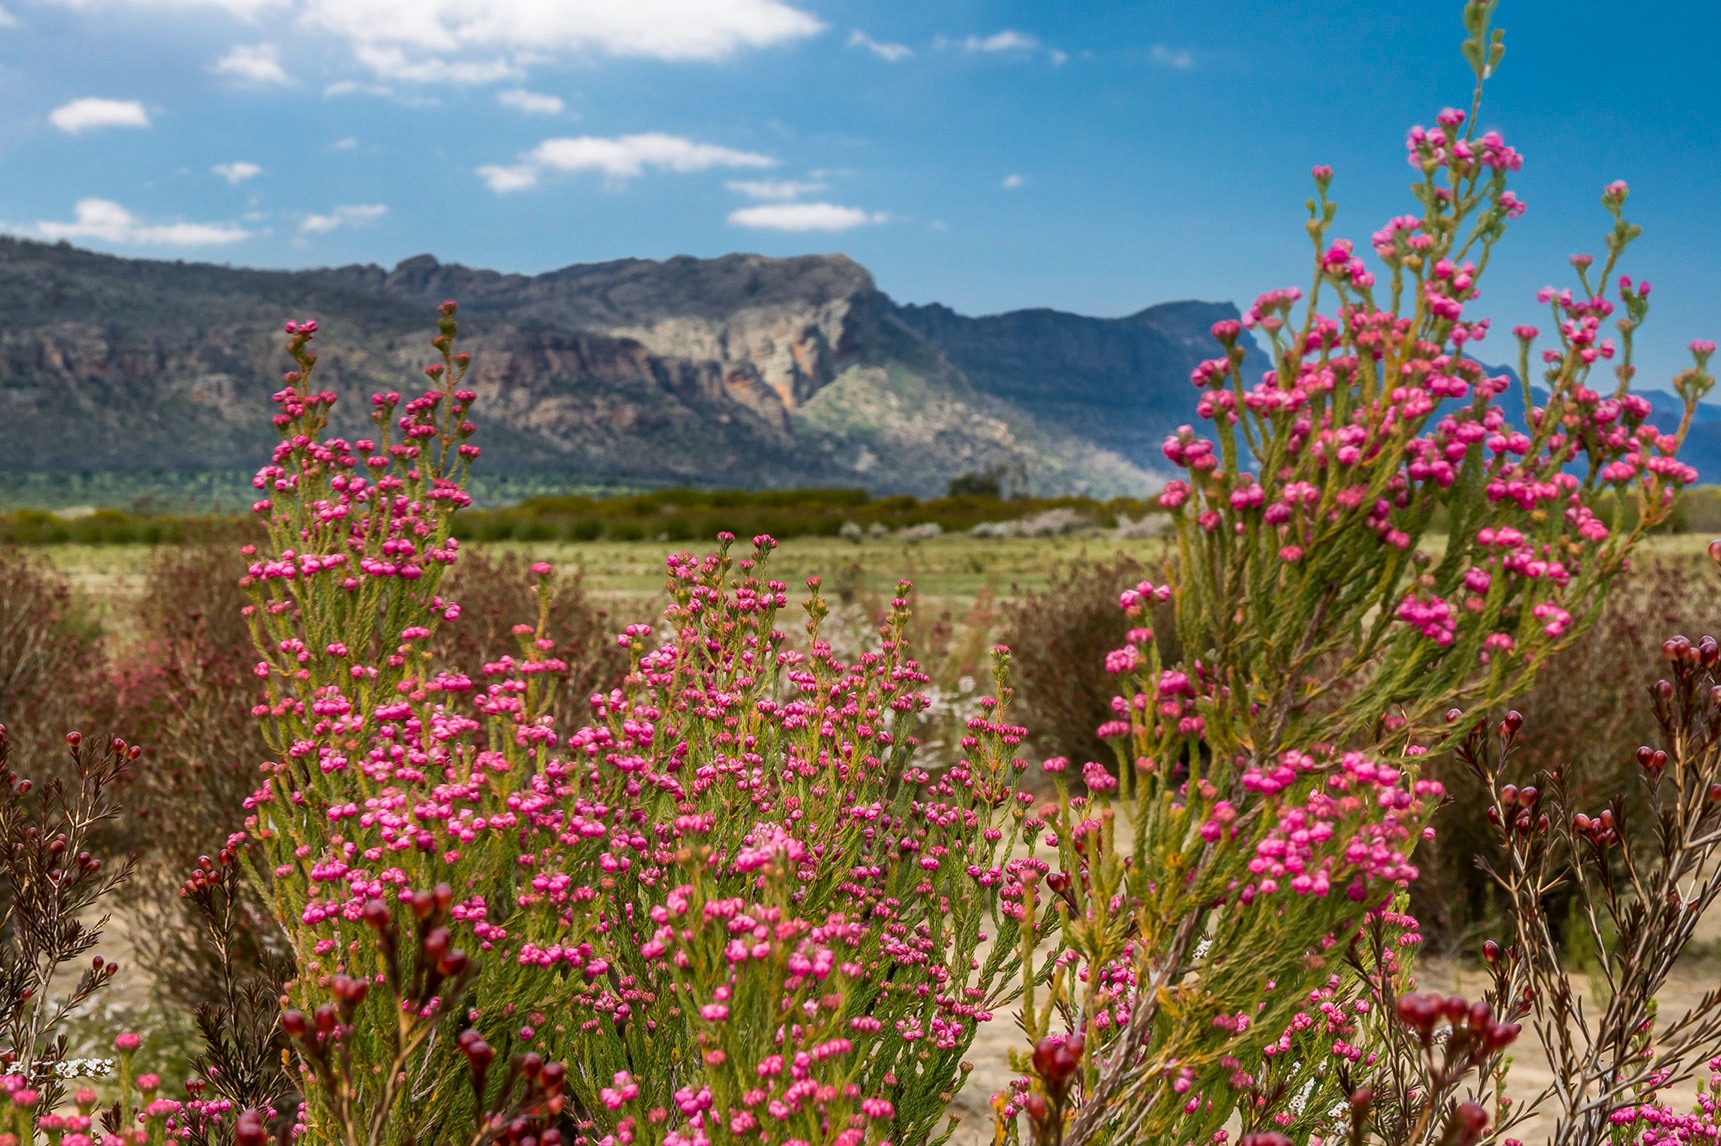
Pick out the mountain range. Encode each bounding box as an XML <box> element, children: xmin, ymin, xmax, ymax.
<box><xmin>0</xmin><ymin>239</ymin><xmax>1242</xmax><ymax>499</ymax></box>
<box><xmin>0</xmin><ymin>237</ymin><xmax>1714</xmax><ymax>503</ymax></box>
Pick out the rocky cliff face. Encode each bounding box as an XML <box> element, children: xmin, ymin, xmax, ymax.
<box><xmin>0</xmin><ymin>239</ymin><xmax>1236</xmax><ymax>497</ymax></box>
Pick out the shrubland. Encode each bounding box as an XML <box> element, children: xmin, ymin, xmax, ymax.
<box><xmin>7</xmin><ymin>5</ymin><xmax>1721</xmax><ymax>1146</ymax></box>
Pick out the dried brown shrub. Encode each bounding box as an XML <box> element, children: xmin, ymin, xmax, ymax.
<box><xmin>1410</xmin><ymin>550</ymin><xmax>1721</xmax><ymax>949</ymax></box>
<box><xmin>113</xmin><ymin>542</ymin><xmax>283</xmax><ymax>1011</ymax></box>
<box><xmin>0</xmin><ymin>546</ymin><xmax>111</xmax><ymax>775</ymax></box>
<box><xmin>999</xmin><ymin>551</ymin><xmax>1175</xmax><ymax>770</ymax></box>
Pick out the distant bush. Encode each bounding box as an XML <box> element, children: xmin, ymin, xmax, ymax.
<box><xmin>108</xmin><ymin>543</ymin><xmax>285</xmax><ymax>1015</ymax></box>
<box><xmin>0</xmin><ymin>546</ymin><xmax>111</xmax><ymax>774</ymax></box>
<box><xmin>0</xmin><ymin>508</ymin><xmax>251</xmax><ymax>546</ymax></box>
<box><xmin>454</xmin><ymin>486</ymin><xmax>1163</xmax><ymax>544</ymax></box>
<box><xmin>1000</xmin><ymin>553</ymin><xmax>1169</xmax><ymax>774</ymax></box>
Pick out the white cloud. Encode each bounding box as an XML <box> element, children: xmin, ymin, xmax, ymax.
<box><xmin>727</xmin><ymin>178</ymin><xmax>824</xmax><ymax>200</ymax></box>
<box><xmin>36</xmin><ymin>198</ymin><xmax>248</xmax><ymax>245</ymax></box>
<box><xmin>301</xmin><ymin>0</ymin><xmax>822</xmax><ymax>74</ymax></box>
<box><xmin>497</xmin><ymin>88</ymin><xmax>565</xmax><ymax>114</ymax></box>
<box><xmin>538</xmin><ymin>134</ymin><xmax>773</xmax><ymax>176</ymax></box>
<box><xmin>1001</xmin><ymin>173</ymin><xmax>1023</xmax><ymax>189</ymax></box>
<box><xmin>49</xmin><ymin>97</ymin><xmax>149</xmax><ymax>134</ymax></box>
<box><xmin>214</xmin><ymin>160</ymin><xmax>262</xmax><ymax>183</ymax></box>
<box><xmin>847</xmin><ymin>30</ymin><xmax>910</xmax><ymax>61</ymax></box>
<box><xmin>728</xmin><ymin>202</ymin><xmax>885</xmax><ymax>231</ymax></box>
<box><xmin>0</xmin><ymin>5</ymin><xmax>18</xmax><ymax>26</ymax></box>
<box><xmin>352</xmin><ymin>44</ymin><xmax>519</xmax><ymax>85</ymax></box>
<box><xmin>476</xmin><ymin>164</ymin><xmax>539</xmax><ymax>193</ymax></box>
<box><xmin>481</xmin><ymin>132</ymin><xmax>774</xmax><ymax>192</ymax></box>
<box><xmin>299</xmin><ymin>203</ymin><xmax>388</xmax><ymax>235</ymax></box>
<box><xmin>1150</xmin><ymin>44</ymin><xmax>1195</xmax><ymax>70</ymax></box>
<box><xmin>332</xmin><ymin>136</ymin><xmax>358</xmax><ymax>149</ymax></box>
<box><xmin>214</xmin><ymin>43</ymin><xmax>290</xmax><ymax>84</ymax></box>
<box><xmin>964</xmin><ymin>30</ymin><xmax>1038</xmax><ymax>53</ymax></box>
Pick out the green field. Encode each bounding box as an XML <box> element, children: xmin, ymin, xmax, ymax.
<box><xmin>40</xmin><ymin>532</ymin><xmax>1173</xmax><ymax>633</ymax></box>
<box><xmin>41</xmin><ymin>529</ymin><xmax>1719</xmax><ymax>634</ymax></box>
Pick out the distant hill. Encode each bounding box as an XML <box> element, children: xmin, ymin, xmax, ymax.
<box><xmin>0</xmin><ymin>239</ymin><xmax>1243</xmax><ymax>499</ymax></box>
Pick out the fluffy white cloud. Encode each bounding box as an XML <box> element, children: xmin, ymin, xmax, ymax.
<box><xmin>0</xmin><ymin>5</ymin><xmax>18</xmax><ymax>26</ymax></box>
<box><xmin>49</xmin><ymin>97</ymin><xmax>149</xmax><ymax>134</ymax></box>
<box><xmin>728</xmin><ymin>202</ymin><xmax>884</xmax><ymax>231</ymax></box>
<box><xmin>304</xmin><ymin>0</ymin><xmax>822</xmax><ymax>71</ymax></box>
<box><xmin>963</xmin><ymin>30</ymin><xmax>1038</xmax><ymax>53</ymax></box>
<box><xmin>299</xmin><ymin>203</ymin><xmax>388</xmax><ymax>234</ymax></box>
<box><xmin>213</xmin><ymin>43</ymin><xmax>290</xmax><ymax>84</ymax></box>
<box><xmin>481</xmin><ymin>133</ymin><xmax>773</xmax><ymax>192</ymax></box>
<box><xmin>1001</xmin><ymin>173</ymin><xmax>1023</xmax><ymax>189</ymax></box>
<box><xmin>214</xmin><ymin>160</ymin><xmax>262</xmax><ymax>183</ymax></box>
<box><xmin>727</xmin><ymin>178</ymin><xmax>824</xmax><ymax>200</ymax></box>
<box><xmin>847</xmin><ymin>30</ymin><xmax>910</xmax><ymax>62</ymax></box>
<box><xmin>1150</xmin><ymin>44</ymin><xmax>1195</xmax><ymax>70</ymax></box>
<box><xmin>475</xmin><ymin>164</ymin><xmax>538</xmax><ymax>193</ymax></box>
<box><xmin>351</xmin><ymin>44</ymin><xmax>519</xmax><ymax>85</ymax></box>
<box><xmin>497</xmin><ymin>89</ymin><xmax>565</xmax><ymax>114</ymax></box>
<box><xmin>37</xmin><ymin>198</ymin><xmax>248</xmax><ymax>245</ymax></box>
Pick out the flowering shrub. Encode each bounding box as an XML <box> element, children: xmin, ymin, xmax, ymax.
<box><xmin>234</xmin><ymin>307</ymin><xmax>1030</xmax><ymax>1144</ymax></box>
<box><xmin>997</xmin><ymin>3</ymin><xmax>1713</xmax><ymax>1144</ymax></box>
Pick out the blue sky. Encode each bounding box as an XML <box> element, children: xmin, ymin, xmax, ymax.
<box><xmin>2</xmin><ymin>0</ymin><xmax>1716</xmax><ymax>387</ymax></box>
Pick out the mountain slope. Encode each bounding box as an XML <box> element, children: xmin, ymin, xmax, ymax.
<box><xmin>0</xmin><ymin>240</ymin><xmax>1238</xmax><ymax>497</ymax></box>
<box><xmin>893</xmin><ymin>298</ymin><xmax>1237</xmax><ymax>471</ymax></box>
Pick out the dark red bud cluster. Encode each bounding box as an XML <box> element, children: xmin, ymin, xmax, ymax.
<box><xmin>1637</xmin><ymin>745</ymin><xmax>1669</xmax><ymax>775</ymax></box>
<box><xmin>1394</xmin><ymin>993</ymin><xmax>1520</xmax><ymax>1053</ymax></box>
<box><xmin>1662</xmin><ymin>634</ymin><xmax>1720</xmax><ymax>667</ymax></box>
<box><xmin>234</xmin><ymin>1110</ymin><xmax>271</xmax><ymax>1146</ymax></box>
<box><xmin>1572</xmin><ymin>808</ymin><xmax>1618</xmax><ymax>847</ymax></box>
<box><xmin>1030</xmin><ymin>1032</ymin><xmax>1085</xmax><ymax>1099</ymax></box>
<box><xmin>1499</xmin><ymin>784</ymin><xmax>1537</xmax><ymax>807</ymax></box>
<box><xmin>179</xmin><ymin>848</ymin><xmax>237</xmax><ymax>897</ymax></box>
<box><xmin>1493</xmin><ymin>784</ymin><xmax>1547</xmax><ymax>836</ymax></box>
<box><xmin>1442</xmin><ymin>1100</ymin><xmax>1490</xmax><ymax>1146</ymax></box>
<box><xmin>1497</xmin><ymin>710</ymin><xmax>1524</xmax><ymax>740</ymax></box>
<box><xmin>331</xmin><ymin>974</ymin><xmax>369</xmax><ymax>1019</ymax></box>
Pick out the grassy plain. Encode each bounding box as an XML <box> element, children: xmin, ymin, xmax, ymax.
<box><xmin>42</xmin><ymin>532</ymin><xmax>1184</xmax><ymax>634</ymax></box>
<box><xmin>45</xmin><ymin>527</ymin><xmax>1718</xmax><ymax>623</ymax></box>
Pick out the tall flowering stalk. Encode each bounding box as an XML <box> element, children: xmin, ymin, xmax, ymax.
<box><xmin>238</xmin><ymin>305</ymin><xmax>1029</xmax><ymax>1143</ymax></box>
<box><xmin>1001</xmin><ymin>3</ymin><xmax>1712</xmax><ymax>1144</ymax></box>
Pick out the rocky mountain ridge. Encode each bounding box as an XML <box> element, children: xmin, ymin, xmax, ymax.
<box><xmin>0</xmin><ymin>239</ymin><xmax>1240</xmax><ymax>496</ymax></box>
